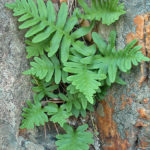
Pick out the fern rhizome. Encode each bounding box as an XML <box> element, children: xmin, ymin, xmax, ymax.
<box><xmin>5</xmin><ymin>0</ymin><xmax>150</xmax><ymax>149</ymax></box>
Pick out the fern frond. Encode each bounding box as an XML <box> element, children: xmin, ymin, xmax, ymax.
<box><xmin>78</xmin><ymin>0</ymin><xmax>126</xmax><ymax>25</ymax></box>
<box><xmin>25</xmin><ymin>39</ymin><xmax>50</xmax><ymax>58</ymax></box>
<box><xmin>44</xmin><ymin>104</ymin><xmax>72</xmax><ymax>127</ymax></box>
<box><xmin>23</xmin><ymin>55</ymin><xmax>54</xmax><ymax>82</ymax></box>
<box><xmin>90</xmin><ymin>31</ymin><xmax>150</xmax><ymax>83</ymax></box>
<box><xmin>23</xmin><ymin>54</ymin><xmax>62</xmax><ymax>84</ymax></box>
<box><xmin>64</xmin><ymin>61</ymin><xmax>106</xmax><ymax>104</ymax></box>
<box><xmin>58</xmin><ymin>86</ymin><xmax>94</xmax><ymax>118</ymax></box>
<box><xmin>20</xmin><ymin>95</ymin><xmax>48</xmax><ymax>129</ymax></box>
<box><xmin>32</xmin><ymin>79</ymin><xmax>58</xmax><ymax>99</ymax></box>
<box><xmin>6</xmin><ymin>0</ymin><xmax>94</xmax><ymax>63</ymax></box>
<box><xmin>56</xmin><ymin>124</ymin><xmax>94</xmax><ymax>150</ymax></box>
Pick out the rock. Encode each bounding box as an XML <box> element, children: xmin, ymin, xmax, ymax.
<box><xmin>0</xmin><ymin>0</ymin><xmax>32</xmax><ymax>149</ymax></box>
<box><xmin>1</xmin><ymin>0</ymin><xmax>150</xmax><ymax>149</ymax></box>
<box><xmin>0</xmin><ymin>0</ymin><xmax>57</xmax><ymax>149</ymax></box>
<box><xmin>96</xmin><ymin>0</ymin><xmax>150</xmax><ymax>150</ymax></box>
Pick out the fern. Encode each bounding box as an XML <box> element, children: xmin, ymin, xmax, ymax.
<box><xmin>58</xmin><ymin>90</ymin><xmax>94</xmax><ymax>118</ymax></box>
<box><xmin>44</xmin><ymin>103</ymin><xmax>72</xmax><ymax>127</ymax></box>
<box><xmin>78</xmin><ymin>0</ymin><xmax>126</xmax><ymax>25</ymax></box>
<box><xmin>23</xmin><ymin>54</ymin><xmax>62</xmax><ymax>84</ymax></box>
<box><xmin>64</xmin><ymin>51</ymin><xmax>106</xmax><ymax>104</ymax></box>
<box><xmin>90</xmin><ymin>31</ymin><xmax>150</xmax><ymax>83</ymax></box>
<box><xmin>56</xmin><ymin>124</ymin><xmax>94</xmax><ymax>150</ymax></box>
<box><xmin>6</xmin><ymin>1</ymin><xmax>150</xmax><ymax>149</ymax></box>
<box><xmin>5</xmin><ymin>0</ymin><xmax>94</xmax><ymax>63</ymax></box>
<box><xmin>32</xmin><ymin>78</ymin><xmax>58</xmax><ymax>99</ymax></box>
<box><xmin>25</xmin><ymin>39</ymin><xmax>50</xmax><ymax>58</ymax></box>
<box><xmin>20</xmin><ymin>95</ymin><xmax>48</xmax><ymax>129</ymax></box>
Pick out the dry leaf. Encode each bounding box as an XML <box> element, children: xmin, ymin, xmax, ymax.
<box><xmin>80</xmin><ymin>20</ymin><xmax>92</xmax><ymax>42</ymax></box>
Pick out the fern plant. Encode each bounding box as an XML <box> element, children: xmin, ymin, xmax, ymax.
<box><xmin>6</xmin><ymin>0</ymin><xmax>94</xmax><ymax>63</ymax></box>
<box><xmin>90</xmin><ymin>31</ymin><xmax>149</xmax><ymax>83</ymax></box>
<box><xmin>58</xmin><ymin>91</ymin><xmax>94</xmax><ymax>118</ymax></box>
<box><xmin>56</xmin><ymin>124</ymin><xmax>94</xmax><ymax>150</ymax></box>
<box><xmin>44</xmin><ymin>103</ymin><xmax>72</xmax><ymax>127</ymax></box>
<box><xmin>78</xmin><ymin>0</ymin><xmax>126</xmax><ymax>25</ymax></box>
<box><xmin>23</xmin><ymin>54</ymin><xmax>63</xmax><ymax>83</ymax></box>
<box><xmin>5</xmin><ymin>0</ymin><xmax>150</xmax><ymax>150</ymax></box>
<box><xmin>20</xmin><ymin>94</ymin><xmax>48</xmax><ymax>129</ymax></box>
<box><xmin>32</xmin><ymin>78</ymin><xmax>58</xmax><ymax>99</ymax></box>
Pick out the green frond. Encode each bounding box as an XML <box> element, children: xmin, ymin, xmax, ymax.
<box><xmin>44</xmin><ymin>104</ymin><xmax>72</xmax><ymax>127</ymax></box>
<box><xmin>20</xmin><ymin>95</ymin><xmax>48</xmax><ymax>129</ymax></box>
<box><xmin>78</xmin><ymin>0</ymin><xmax>126</xmax><ymax>25</ymax></box>
<box><xmin>91</xmin><ymin>31</ymin><xmax>150</xmax><ymax>83</ymax></box>
<box><xmin>32</xmin><ymin>79</ymin><xmax>58</xmax><ymax>99</ymax></box>
<box><xmin>23</xmin><ymin>54</ymin><xmax>63</xmax><ymax>84</ymax></box>
<box><xmin>64</xmin><ymin>61</ymin><xmax>106</xmax><ymax>104</ymax></box>
<box><xmin>56</xmin><ymin>124</ymin><xmax>94</xmax><ymax>150</ymax></box>
<box><xmin>6</xmin><ymin>0</ymin><xmax>94</xmax><ymax>63</ymax></box>
<box><xmin>59</xmin><ymin>89</ymin><xmax>94</xmax><ymax>118</ymax></box>
<box><xmin>25</xmin><ymin>39</ymin><xmax>50</xmax><ymax>58</ymax></box>
<box><xmin>23</xmin><ymin>55</ymin><xmax>54</xmax><ymax>82</ymax></box>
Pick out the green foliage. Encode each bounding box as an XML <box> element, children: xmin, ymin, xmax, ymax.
<box><xmin>20</xmin><ymin>95</ymin><xmax>48</xmax><ymax>129</ymax></box>
<box><xmin>6</xmin><ymin>0</ymin><xmax>150</xmax><ymax>149</ymax></box>
<box><xmin>91</xmin><ymin>31</ymin><xmax>150</xmax><ymax>83</ymax></box>
<box><xmin>5</xmin><ymin>0</ymin><xmax>94</xmax><ymax>63</ymax></box>
<box><xmin>23</xmin><ymin>54</ymin><xmax>62</xmax><ymax>84</ymax></box>
<box><xmin>44</xmin><ymin>103</ymin><xmax>72</xmax><ymax>127</ymax></box>
<box><xmin>32</xmin><ymin>78</ymin><xmax>58</xmax><ymax>99</ymax></box>
<box><xmin>56</xmin><ymin>124</ymin><xmax>94</xmax><ymax>150</ymax></box>
<box><xmin>64</xmin><ymin>62</ymin><xmax>106</xmax><ymax>103</ymax></box>
<box><xmin>58</xmin><ymin>91</ymin><xmax>94</xmax><ymax>118</ymax></box>
<box><xmin>25</xmin><ymin>39</ymin><xmax>49</xmax><ymax>58</ymax></box>
<box><xmin>78</xmin><ymin>0</ymin><xmax>126</xmax><ymax>25</ymax></box>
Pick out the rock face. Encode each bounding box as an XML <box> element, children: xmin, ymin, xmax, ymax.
<box><xmin>0</xmin><ymin>0</ymin><xmax>57</xmax><ymax>149</ymax></box>
<box><xmin>1</xmin><ymin>0</ymin><xmax>150</xmax><ymax>150</ymax></box>
<box><xmin>0</xmin><ymin>0</ymin><xmax>32</xmax><ymax>149</ymax></box>
<box><xmin>96</xmin><ymin>1</ymin><xmax>150</xmax><ymax>150</ymax></box>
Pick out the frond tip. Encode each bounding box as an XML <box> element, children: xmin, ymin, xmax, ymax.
<box><xmin>56</xmin><ymin>124</ymin><xmax>94</xmax><ymax>150</ymax></box>
<box><xmin>78</xmin><ymin>0</ymin><xmax>126</xmax><ymax>25</ymax></box>
<box><xmin>20</xmin><ymin>95</ymin><xmax>48</xmax><ymax>129</ymax></box>
<box><xmin>91</xmin><ymin>31</ymin><xmax>150</xmax><ymax>83</ymax></box>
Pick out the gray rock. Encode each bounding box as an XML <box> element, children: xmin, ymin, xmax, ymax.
<box><xmin>0</xmin><ymin>0</ymin><xmax>32</xmax><ymax>149</ymax></box>
<box><xmin>96</xmin><ymin>0</ymin><xmax>150</xmax><ymax>149</ymax></box>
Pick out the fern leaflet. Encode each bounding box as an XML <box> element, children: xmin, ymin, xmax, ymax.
<box><xmin>56</xmin><ymin>124</ymin><xmax>94</xmax><ymax>150</ymax></box>
<box><xmin>20</xmin><ymin>95</ymin><xmax>48</xmax><ymax>129</ymax></box>
<box><xmin>78</xmin><ymin>0</ymin><xmax>126</xmax><ymax>25</ymax></box>
<box><xmin>32</xmin><ymin>78</ymin><xmax>58</xmax><ymax>99</ymax></box>
<box><xmin>44</xmin><ymin>103</ymin><xmax>72</xmax><ymax>127</ymax></box>
<box><xmin>23</xmin><ymin>54</ymin><xmax>62</xmax><ymax>84</ymax></box>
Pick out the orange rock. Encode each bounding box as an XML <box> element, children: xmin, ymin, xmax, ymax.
<box><xmin>120</xmin><ymin>101</ymin><xmax>127</xmax><ymax>110</ymax></box>
<box><xmin>143</xmin><ymin>98</ymin><xmax>149</xmax><ymax>104</ymax></box>
<box><xmin>96</xmin><ymin>100</ymin><xmax>129</xmax><ymax>150</ymax></box>
<box><xmin>134</xmin><ymin>15</ymin><xmax>144</xmax><ymax>39</ymax></box>
<box><xmin>60</xmin><ymin>0</ymin><xmax>67</xmax><ymax>3</ymax></box>
<box><xmin>80</xmin><ymin>20</ymin><xmax>92</xmax><ymax>42</ymax></box>
<box><xmin>138</xmin><ymin>108</ymin><xmax>150</xmax><ymax>120</ymax></box>
<box><xmin>120</xmin><ymin>97</ymin><xmax>133</xmax><ymax>110</ymax></box>
<box><xmin>121</xmin><ymin>94</ymin><xmax>125</xmax><ymax>101</ymax></box>
<box><xmin>126</xmin><ymin>97</ymin><xmax>133</xmax><ymax>105</ymax></box>
<box><xmin>135</xmin><ymin>121</ymin><xmax>148</xmax><ymax>127</ymax></box>
<box><xmin>127</xmin><ymin>13</ymin><xmax>150</xmax><ymax>87</ymax></box>
<box><xmin>126</xmin><ymin>33</ymin><xmax>137</xmax><ymax>44</ymax></box>
<box><xmin>146</xmin><ymin>24</ymin><xmax>150</xmax><ymax>57</ymax></box>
